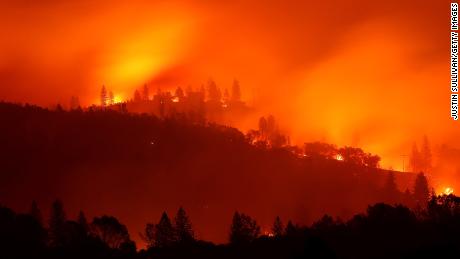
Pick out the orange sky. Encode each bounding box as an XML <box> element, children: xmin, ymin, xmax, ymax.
<box><xmin>0</xmin><ymin>0</ymin><xmax>457</xmax><ymax>186</ymax></box>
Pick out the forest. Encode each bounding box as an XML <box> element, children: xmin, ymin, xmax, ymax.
<box><xmin>1</xmin><ymin>193</ymin><xmax>460</xmax><ymax>258</ymax></box>
<box><xmin>0</xmin><ymin>102</ymin><xmax>450</xmax><ymax>258</ymax></box>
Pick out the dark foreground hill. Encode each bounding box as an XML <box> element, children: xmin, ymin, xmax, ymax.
<box><xmin>0</xmin><ymin>102</ymin><xmax>415</xmax><ymax>244</ymax></box>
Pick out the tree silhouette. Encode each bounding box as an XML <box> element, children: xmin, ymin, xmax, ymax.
<box><xmin>108</xmin><ymin>91</ymin><xmax>114</xmax><ymax>105</ymax></box>
<box><xmin>30</xmin><ymin>201</ymin><xmax>42</xmax><ymax>226</ymax></box>
<box><xmin>133</xmin><ymin>89</ymin><xmax>141</xmax><ymax>102</ymax></box>
<box><xmin>363</xmin><ymin>153</ymin><xmax>380</xmax><ymax>168</ymax></box>
<box><xmin>154</xmin><ymin>212</ymin><xmax>175</xmax><ymax>248</ymax></box>
<box><xmin>420</xmin><ymin>135</ymin><xmax>432</xmax><ymax>173</ymax></box>
<box><xmin>409</xmin><ymin>143</ymin><xmax>421</xmax><ymax>172</ymax></box>
<box><xmin>48</xmin><ymin>199</ymin><xmax>67</xmax><ymax>247</ymax></box>
<box><xmin>143</xmin><ymin>223</ymin><xmax>155</xmax><ymax>249</ymax></box>
<box><xmin>285</xmin><ymin>220</ymin><xmax>297</xmax><ymax>237</ymax></box>
<box><xmin>252</xmin><ymin>115</ymin><xmax>288</xmax><ymax>147</ymax></box>
<box><xmin>258</xmin><ymin>117</ymin><xmax>268</xmax><ymax>136</ymax></box>
<box><xmin>338</xmin><ymin>147</ymin><xmax>380</xmax><ymax>168</ymax></box>
<box><xmin>382</xmin><ymin>172</ymin><xmax>399</xmax><ymax>204</ymax></box>
<box><xmin>272</xmin><ymin>216</ymin><xmax>284</xmax><ymax>237</ymax></box>
<box><xmin>266</xmin><ymin>115</ymin><xmax>276</xmax><ymax>134</ymax></box>
<box><xmin>91</xmin><ymin>215</ymin><xmax>130</xmax><ymax>249</ymax></box>
<box><xmin>174</xmin><ymin>207</ymin><xmax>194</xmax><ymax>244</ymax></box>
<box><xmin>304</xmin><ymin>142</ymin><xmax>337</xmax><ymax>159</ymax></box>
<box><xmin>413</xmin><ymin>172</ymin><xmax>430</xmax><ymax>206</ymax></box>
<box><xmin>231</xmin><ymin>79</ymin><xmax>241</xmax><ymax>102</ymax></box>
<box><xmin>207</xmin><ymin>79</ymin><xmax>221</xmax><ymax>102</ymax></box>
<box><xmin>229</xmin><ymin>212</ymin><xmax>260</xmax><ymax>244</ymax></box>
<box><xmin>100</xmin><ymin>85</ymin><xmax>108</xmax><ymax>107</ymax></box>
<box><xmin>175</xmin><ymin>87</ymin><xmax>184</xmax><ymax>100</ymax></box>
<box><xmin>142</xmin><ymin>84</ymin><xmax>150</xmax><ymax>101</ymax></box>
<box><xmin>223</xmin><ymin>88</ymin><xmax>230</xmax><ymax>104</ymax></box>
<box><xmin>77</xmin><ymin>211</ymin><xmax>89</xmax><ymax>234</ymax></box>
<box><xmin>312</xmin><ymin>215</ymin><xmax>336</xmax><ymax>230</ymax></box>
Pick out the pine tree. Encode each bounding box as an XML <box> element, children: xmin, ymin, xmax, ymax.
<box><xmin>143</xmin><ymin>223</ymin><xmax>155</xmax><ymax>249</ymax></box>
<box><xmin>383</xmin><ymin>172</ymin><xmax>399</xmax><ymax>203</ymax></box>
<box><xmin>272</xmin><ymin>216</ymin><xmax>284</xmax><ymax>237</ymax></box>
<box><xmin>49</xmin><ymin>199</ymin><xmax>67</xmax><ymax>247</ymax></box>
<box><xmin>30</xmin><ymin>200</ymin><xmax>43</xmax><ymax>226</ymax></box>
<box><xmin>409</xmin><ymin>143</ymin><xmax>421</xmax><ymax>172</ymax></box>
<box><xmin>134</xmin><ymin>89</ymin><xmax>141</xmax><ymax>102</ymax></box>
<box><xmin>174</xmin><ymin>207</ymin><xmax>194</xmax><ymax>244</ymax></box>
<box><xmin>207</xmin><ymin>79</ymin><xmax>221</xmax><ymax>102</ymax></box>
<box><xmin>414</xmin><ymin>172</ymin><xmax>430</xmax><ymax>206</ymax></box>
<box><xmin>285</xmin><ymin>220</ymin><xmax>297</xmax><ymax>236</ymax></box>
<box><xmin>77</xmin><ymin>211</ymin><xmax>89</xmax><ymax>234</ymax></box>
<box><xmin>420</xmin><ymin>135</ymin><xmax>432</xmax><ymax>173</ymax></box>
<box><xmin>231</xmin><ymin>79</ymin><xmax>241</xmax><ymax>102</ymax></box>
<box><xmin>100</xmin><ymin>85</ymin><xmax>108</xmax><ymax>107</ymax></box>
<box><xmin>142</xmin><ymin>84</ymin><xmax>150</xmax><ymax>101</ymax></box>
<box><xmin>258</xmin><ymin>117</ymin><xmax>268</xmax><ymax>137</ymax></box>
<box><xmin>154</xmin><ymin>212</ymin><xmax>175</xmax><ymax>248</ymax></box>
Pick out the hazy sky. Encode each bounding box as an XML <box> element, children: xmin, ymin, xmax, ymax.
<box><xmin>0</xmin><ymin>0</ymin><xmax>455</xmax><ymax>172</ymax></box>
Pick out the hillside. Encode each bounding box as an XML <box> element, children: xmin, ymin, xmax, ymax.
<box><xmin>0</xmin><ymin>102</ymin><xmax>415</xmax><ymax>243</ymax></box>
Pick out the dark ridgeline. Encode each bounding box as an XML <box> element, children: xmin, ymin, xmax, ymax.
<box><xmin>2</xmin><ymin>195</ymin><xmax>460</xmax><ymax>258</ymax></box>
<box><xmin>0</xmin><ymin>102</ymin><xmax>454</xmax><ymax>258</ymax></box>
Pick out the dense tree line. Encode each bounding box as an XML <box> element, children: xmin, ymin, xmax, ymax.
<box><xmin>302</xmin><ymin>141</ymin><xmax>381</xmax><ymax>168</ymax></box>
<box><xmin>1</xmin><ymin>190</ymin><xmax>460</xmax><ymax>258</ymax></box>
<box><xmin>0</xmin><ymin>102</ymin><xmax>428</xmax><ymax>249</ymax></box>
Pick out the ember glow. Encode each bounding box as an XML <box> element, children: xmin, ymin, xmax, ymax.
<box><xmin>444</xmin><ymin>187</ymin><xmax>454</xmax><ymax>196</ymax></box>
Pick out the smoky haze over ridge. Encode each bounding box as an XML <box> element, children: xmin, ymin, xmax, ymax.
<box><xmin>0</xmin><ymin>0</ymin><xmax>458</xmax><ymax>219</ymax></box>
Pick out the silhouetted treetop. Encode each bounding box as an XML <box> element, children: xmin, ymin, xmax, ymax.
<box><xmin>154</xmin><ymin>212</ymin><xmax>175</xmax><ymax>248</ymax></box>
<box><xmin>414</xmin><ymin>172</ymin><xmax>430</xmax><ymax>206</ymax></box>
<box><xmin>229</xmin><ymin>212</ymin><xmax>260</xmax><ymax>245</ymax></box>
<box><xmin>272</xmin><ymin>216</ymin><xmax>284</xmax><ymax>237</ymax></box>
<box><xmin>91</xmin><ymin>215</ymin><xmax>131</xmax><ymax>249</ymax></box>
<box><xmin>174</xmin><ymin>207</ymin><xmax>194</xmax><ymax>244</ymax></box>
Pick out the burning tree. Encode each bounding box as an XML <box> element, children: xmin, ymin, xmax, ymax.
<box><xmin>337</xmin><ymin>147</ymin><xmax>380</xmax><ymax>168</ymax></box>
<box><xmin>247</xmin><ymin>115</ymin><xmax>288</xmax><ymax>148</ymax></box>
<box><xmin>303</xmin><ymin>142</ymin><xmax>338</xmax><ymax>159</ymax></box>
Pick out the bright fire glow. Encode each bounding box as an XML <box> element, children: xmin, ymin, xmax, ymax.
<box><xmin>113</xmin><ymin>95</ymin><xmax>123</xmax><ymax>104</ymax></box>
<box><xmin>444</xmin><ymin>187</ymin><xmax>454</xmax><ymax>195</ymax></box>
<box><xmin>335</xmin><ymin>154</ymin><xmax>344</xmax><ymax>161</ymax></box>
<box><xmin>263</xmin><ymin>230</ymin><xmax>274</xmax><ymax>237</ymax></box>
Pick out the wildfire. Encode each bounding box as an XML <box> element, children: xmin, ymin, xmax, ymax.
<box><xmin>113</xmin><ymin>95</ymin><xmax>123</xmax><ymax>104</ymax></box>
<box><xmin>335</xmin><ymin>154</ymin><xmax>344</xmax><ymax>161</ymax></box>
<box><xmin>444</xmin><ymin>187</ymin><xmax>454</xmax><ymax>195</ymax></box>
<box><xmin>263</xmin><ymin>230</ymin><xmax>274</xmax><ymax>237</ymax></box>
